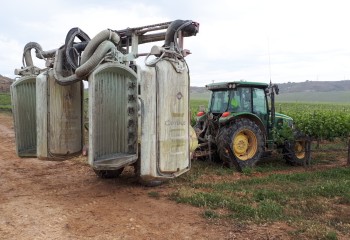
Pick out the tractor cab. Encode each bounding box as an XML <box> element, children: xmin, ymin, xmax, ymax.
<box><xmin>206</xmin><ymin>81</ymin><xmax>270</xmax><ymax>131</ymax></box>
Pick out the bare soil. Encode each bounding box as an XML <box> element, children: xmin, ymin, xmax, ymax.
<box><xmin>0</xmin><ymin>112</ymin><xmax>326</xmax><ymax>240</ymax></box>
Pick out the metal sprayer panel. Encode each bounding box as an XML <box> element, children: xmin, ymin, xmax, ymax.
<box><xmin>156</xmin><ymin>60</ymin><xmax>190</xmax><ymax>173</ymax></box>
<box><xmin>88</xmin><ymin>63</ymin><xmax>138</xmax><ymax>169</ymax></box>
<box><xmin>140</xmin><ymin>59</ymin><xmax>190</xmax><ymax>179</ymax></box>
<box><xmin>140</xmin><ymin>67</ymin><xmax>157</xmax><ymax>177</ymax></box>
<box><xmin>36</xmin><ymin>72</ymin><xmax>48</xmax><ymax>159</ymax></box>
<box><xmin>11</xmin><ymin>76</ymin><xmax>37</xmax><ymax>157</ymax></box>
<box><xmin>36</xmin><ymin>70</ymin><xmax>83</xmax><ymax>159</ymax></box>
<box><xmin>49</xmin><ymin>73</ymin><xmax>82</xmax><ymax>156</ymax></box>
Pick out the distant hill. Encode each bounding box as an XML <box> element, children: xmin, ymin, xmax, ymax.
<box><xmin>190</xmin><ymin>80</ymin><xmax>350</xmax><ymax>103</ymax></box>
<box><xmin>277</xmin><ymin>80</ymin><xmax>350</xmax><ymax>93</ymax></box>
<box><xmin>0</xmin><ymin>75</ymin><xmax>13</xmax><ymax>92</ymax></box>
<box><xmin>190</xmin><ymin>80</ymin><xmax>350</xmax><ymax>93</ymax></box>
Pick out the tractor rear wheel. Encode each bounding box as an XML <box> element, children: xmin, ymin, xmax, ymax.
<box><xmin>93</xmin><ymin>168</ymin><xmax>124</xmax><ymax>178</ymax></box>
<box><xmin>283</xmin><ymin>139</ymin><xmax>307</xmax><ymax>165</ymax></box>
<box><xmin>217</xmin><ymin>118</ymin><xmax>264</xmax><ymax>170</ymax></box>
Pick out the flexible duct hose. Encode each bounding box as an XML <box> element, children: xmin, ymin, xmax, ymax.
<box><xmin>23</xmin><ymin>42</ymin><xmax>60</xmax><ymax>65</ymax></box>
<box><xmin>54</xmin><ymin>40</ymin><xmax>117</xmax><ymax>85</ymax></box>
<box><xmin>53</xmin><ymin>28</ymin><xmax>119</xmax><ymax>85</ymax></box>
<box><xmin>75</xmin><ymin>40</ymin><xmax>116</xmax><ymax>78</ymax></box>
<box><xmin>146</xmin><ymin>20</ymin><xmax>197</xmax><ymax>67</ymax></box>
<box><xmin>36</xmin><ymin>49</ymin><xmax>56</xmax><ymax>59</ymax></box>
<box><xmin>81</xmin><ymin>29</ymin><xmax>120</xmax><ymax>65</ymax></box>
<box><xmin>35</xmin><ymin>42</ymin><xmax>88</xmax><ymax>60</ymax></box>
<box><xmin>64</xmin><ymin>27</ymin><xmax>90</xmax><ymax>70</ymax></box>
<box><xmin>23</xmin><ymin>42</ymin><xmax>43</xmax><ymax>67</ymax></box>
<box><xmin>53</xmin><ymin>47</ymin><xmax>81</xmax><ymax>85</ymax></box>
<box><xmin>164</xmin><ymin>20</ymin><xmax>197</xmax><ymax>48</ymax></box>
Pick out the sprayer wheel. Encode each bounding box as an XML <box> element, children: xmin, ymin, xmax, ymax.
<box><xmin>93</xmin><ymin>168</ymin><xmax>124</xmax><ymax>179</ymax></box>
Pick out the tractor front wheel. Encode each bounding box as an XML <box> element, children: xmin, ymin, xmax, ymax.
<box><xmin>217</xmin><ymin>118</ymin><xmax>264</xmax><ymax>170</ymax></box>
<box><xmin>283</xmin><ymin>140</ymin><xmax>307</xmax><ymax>165</ymax></box>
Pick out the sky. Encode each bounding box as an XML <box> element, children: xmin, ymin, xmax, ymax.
<box><xmin>1</xmin><ymin>0</ymin><xmax>350</xmax><ymax>86</ymax></box>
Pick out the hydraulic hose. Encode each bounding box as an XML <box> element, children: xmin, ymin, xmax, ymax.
<box><xmin>81</xmin><ymin>29</ymin><xmax>120</xmax><ymax>65</ymax></box>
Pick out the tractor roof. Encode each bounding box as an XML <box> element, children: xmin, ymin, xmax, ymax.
<box><xmin>206</xmin><ymin>81</ymin><xmax>269</xmax><ymax>91</ymax></box>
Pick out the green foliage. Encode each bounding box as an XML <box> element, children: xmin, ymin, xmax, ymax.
<box><xmin>272</xmin><ymin>124</ymin><xmax>295</xmax><ymax>145</ymax></box>
<box><xmin>277</xmin><ymin>102</ymin><xmax>350</xmax><ymax>141</ymax></box>
<box><xmin>324</xmin><ymin>231</ymin><xmax>338</xmax><ymax>240</ymax></box>
<box><xmin>0</xmin><ymin>93</ymin><xmax>12</xmax><ymax>111</ymax></box>
<box><xmin>190</xmin><ymin>99</ymin><xmax>208</xmax><ymax>126</ymax></box>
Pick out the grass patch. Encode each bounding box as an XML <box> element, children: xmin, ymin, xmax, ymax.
<box><xmin>324</xmin><ymin>231</ymin><xmax>338</xmax><ymax>240</ymax></box>
<box><xmin>170</xmin><ymin>166</ymin><xmax>350</xmax><ymax>238</ymax></box>
<box><xmin>203</xmin><ymin>209</ymin><xmax>219</xmax><ymax>219</ymax></box>
<box><xmin>0</xmin><ymin>93</ymin><xmax>12</xmax><ymax>111</ymax></box>
<box><xmin>148</xmin><ymin>191</ymin><xmax>160</xmax><ymax>199</ymax></box>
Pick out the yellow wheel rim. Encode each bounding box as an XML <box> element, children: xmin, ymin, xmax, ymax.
<box><xmin>232</xmin><ymin>130</ymin><xmax>257</xmax><ymax>161</ymax></box>
<box><xmin>295</xmin><ymin>141</ymin><xmax>305</xmax><ymax>159</ymax></box>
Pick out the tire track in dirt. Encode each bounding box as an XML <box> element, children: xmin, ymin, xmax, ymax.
<box><xmin>0</xmin><ymin>112</ymin><xmax>298</xmax><ymax>240</ymax></box>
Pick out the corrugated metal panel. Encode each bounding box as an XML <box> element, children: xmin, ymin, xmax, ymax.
<box><xmin>11</xmin><ymin>76</ymin><xmax>37</xmax><ymax>157</ymax></box>
<box><xmin>89</xmin><ymin>63</ymin><xmax>138</xmax><ymax>169</ymax></box>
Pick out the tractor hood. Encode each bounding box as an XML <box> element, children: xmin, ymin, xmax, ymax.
<box><xmin>275</xmin><ymin>112</ymin><xmax>293</xmax><ymax>121</ymax></box>
<box><xmin>275</xmin><ymin>112</ymin><xmax>293</xmax><ymax>126</ymax></box>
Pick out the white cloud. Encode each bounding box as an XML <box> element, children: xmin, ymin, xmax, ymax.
<box><xmin>1</xmin><ymin>0</ymin><xmax>350</xmax><ymax>86</ymax></box>
<box><xmin>0</xmin><ymin>36</ymin><xmax>23</xmax><ymax>77</ymax></box>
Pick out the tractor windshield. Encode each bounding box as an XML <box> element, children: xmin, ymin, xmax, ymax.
<box><xmin>227</xmin><ymin>88</ymin><xmax>252</xmax><ymax>112</ymax></box>
<box><xmin>209</xmin><ymin>91</ymin><xmax>229</xmax><ymax>113</ymax></box>
<box><xmin>209</xmin><ymin>88</ymin><xmax>252</xmax><ymax>113</ymax></box>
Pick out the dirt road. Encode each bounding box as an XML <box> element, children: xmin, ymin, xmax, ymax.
<box><xmin>0</xmin><ymin>112</ymin><xmax>294</xmax><ymax>240</ymax></box>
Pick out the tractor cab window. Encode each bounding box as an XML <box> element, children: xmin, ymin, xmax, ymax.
<box><xmin>252</xmin><ymin>88</ymin><xmax>267</xmax><ymax>114</ymax></box>
<box><xmin>228</xmin><ymin>87</ymin><xmax>252</xmax><ymax>112</ymax></box>
<box><xmin>209</xmin><ymin>91</ymin><xmax>229</xmax><ymax>113</ymax></box>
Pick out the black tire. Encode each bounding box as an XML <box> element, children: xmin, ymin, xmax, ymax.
<box><xmin>93</xmin><ymin>168</ymin><xmax>124</xmax><ymax>179</ymax></box>
<box><xmin>217</xmin><ymin>118</ymin><xmax>264</xmax><ymax>170</ymax></box>
<box><xmin>283</xmin><ymin>140</ymin><xmax>307</xmax><ymax>166</ymax></box>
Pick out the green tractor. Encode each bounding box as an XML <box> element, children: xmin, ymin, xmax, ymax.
<box><xmin>193</xmin><ymin>81</ymin><xmax>307</xmax><ymax>171</ymax></box>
